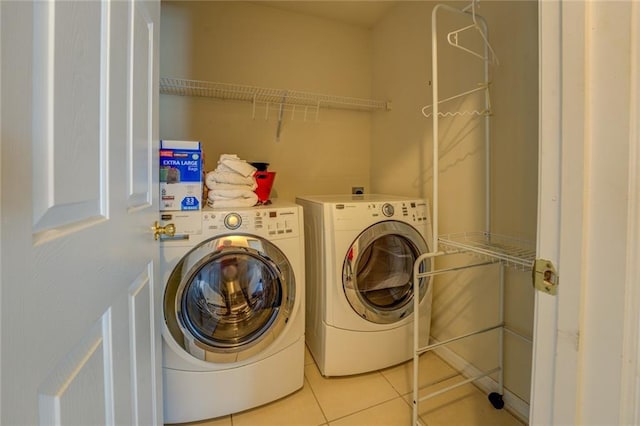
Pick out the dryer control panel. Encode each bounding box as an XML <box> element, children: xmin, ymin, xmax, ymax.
<box><xmin>332</xmin><ymin>199</ymin><xmax>431</xmax><ymax>231</ymax></box>
<box><xmin>202</xmin><ymin>205</ymin><xmax>301</xmax><ymax>239</ymax></box>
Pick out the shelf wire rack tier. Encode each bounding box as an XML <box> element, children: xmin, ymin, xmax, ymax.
<box><xmin>411</xmin><ymin>232</ymin><xmax>534</xmax><ymax>424</ymax></box>
<box><xmin>438</xmin><ymin>232</ymin><xmax>536</xmax><ymax>271</ymax></box>
<box><xmin>159</xmin><ymin>77</ymin><xmax>389</xmax><ymax>112</ymax></box>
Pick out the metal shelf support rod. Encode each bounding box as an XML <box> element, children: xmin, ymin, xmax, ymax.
<box><xmin>417</xmin><ymin>367</ymin><xmax>501</xmax><ymax>404</ymax></box>
<box><xmin>498</xmin><ymin>265</ymin><xmax>505</xmax><ymax>395</ymax></box>
<box><xmin>413</xmin><ymin>249</ymin><xmax>447</xmax><ymax>426</ymax></box>
<box><xmin>416</xmin><ymin>260</ymin><xmax>497</xmax><ymax>279</ymax></box>
<box><xmin>504</xmin><ymin>326</ymin><xmax>533</xmax><ymax>343</ymax></box>
<box><xmin>416</xmin><ymin>323</ymin><xmax>504</xmax><ymax>355</ymax></box>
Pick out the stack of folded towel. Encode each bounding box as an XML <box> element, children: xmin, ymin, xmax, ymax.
<box><xmin>205</xmin><ymin>154</ymin><xmax>258</xmax><ymax>208</ymax></box>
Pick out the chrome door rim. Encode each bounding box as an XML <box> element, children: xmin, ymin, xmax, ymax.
<box><xmin>342</xmin><ymin>221</ymin><xmax>430</xmax><ymax>324</ymax></box>
<box><xmin>164</xmin><ymin>235</ymin><xmax>295</xmax><ymax>362</ymax></box>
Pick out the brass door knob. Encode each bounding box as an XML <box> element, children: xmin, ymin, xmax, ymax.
<box><xmin>152</xmin><ymin>221</ymin><xmax>176</xmax><ymax>240</ymax></box>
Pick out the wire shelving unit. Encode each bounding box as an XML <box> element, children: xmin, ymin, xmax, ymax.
<box><xmin>411</xmin><ymin>2</ymin><xmax>535</xmax><ymax>425</ymax></box>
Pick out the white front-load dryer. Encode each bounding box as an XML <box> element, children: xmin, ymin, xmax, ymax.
<box><xmin>296</xmin><ymin>194</ymin><xmax>432</xmax><ymax>377</ymax></box>
<box><xmin>161</xmin><ymin>202</ymin><xmax>305</xmax><ymax>424</ymax></box>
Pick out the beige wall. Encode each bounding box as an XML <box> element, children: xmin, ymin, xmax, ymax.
<box><xmin>160</xmin><ymin>0</ymin><xmax>538</xmax><ymax>410</ymax></box>
<box><xmin>484</xmin><ymin>0</ymin><xmax>538</xmax><ymax>404</ymax></box>
<box><xmin>370</xmin><ymin>1</ymin><xmax>538</xmax><ymax>404</ymax></box>
<box><xmin>159</xmin><ymin>1</ymin><xmax>374</xmax><ymax>202</ymax></box>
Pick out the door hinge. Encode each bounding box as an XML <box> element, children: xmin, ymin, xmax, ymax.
<box><xmin>533</xmin><ymin>258</ymin><xmax>558</xmax><ymax>295</ymax></box>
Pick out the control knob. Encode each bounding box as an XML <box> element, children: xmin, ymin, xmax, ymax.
<box><xmin>224</xmin><ymin>213</ymin><xmax>242</xmax><ymax>230</ymax></box>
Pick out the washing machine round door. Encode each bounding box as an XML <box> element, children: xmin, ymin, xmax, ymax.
<box><xmin>342</xmin><ymin>221</ymin><xmax>430</xmax><ymax>324</ymax></box>
<box><xmin>164</xmin><ymin>235</ymin><xmax>295</xmax><ymax>363</ymax></box>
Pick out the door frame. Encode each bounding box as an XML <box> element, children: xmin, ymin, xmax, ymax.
<box><xmin>531</xmin><ymin>1</ymin><xmax>584</xmax><ymax>424</ymax></box>
<box><xmin>533</xmin><ymin>1</ymin><xmax>640</xmax><ymax>424</ymax></box>
<box><xmin>620</xmin><ymin>3</ymin><xmax>640</xmax><ymax>423</ymax></box>
<box><xmin>530</xmin><ymin>0</ymin><xmax>563</xmax><ymax>422</ymax></box>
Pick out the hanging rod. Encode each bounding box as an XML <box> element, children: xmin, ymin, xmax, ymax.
<box><xmin>159</xmin><ymin>77</ymin><xmax>391</xmax><ymax>112</ymax></box>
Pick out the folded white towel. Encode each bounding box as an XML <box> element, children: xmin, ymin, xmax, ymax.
<box><xmin>215</xmin><ymin>162</ymin><xmax>258</xmax><ymax>177</ymax></box>
<box><xmin>207</xmin><ymin>182</ymin><xmax>257</xmax><ymax>192</ymax></box>
<box><xmin>219</xmin><ymin>158</ymin><xmax>256</xmax><ymax>177</ymax></box>
<box><xmin>205</xmin><ymin>170</ymin><xmax>256</xmax><ymax>188</ymax></box>
<box><xmin>207</xmin><ymin>190</ymin><xmax>258</xmax><ymax>208</ymax></box>
<box><xmin>207</xmin><ymin>197</ymin><xmax>259</xmax><ymax>208</ymax></box>
<box><xmin>208</xmin><ymin>188</ymin><xmax>257</xmax><ymax>200</ymax></box>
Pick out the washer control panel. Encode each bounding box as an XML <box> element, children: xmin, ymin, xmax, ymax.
<box><xmin>202</xmin><ymin>205</ymin><xmax>300</xmax><ymax>239</ymax></box>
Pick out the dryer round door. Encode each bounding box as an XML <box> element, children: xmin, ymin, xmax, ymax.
<box><xmin>164</xmin><ymin>235</ymin><xmax>295</xmax><ymax>363</ymax></box>
<box><xmin>342</xmin><ymin>221</ymin><xmax>431</xmax><ymax>324</ymax></box>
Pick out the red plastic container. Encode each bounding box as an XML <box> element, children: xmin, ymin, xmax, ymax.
<box><xmin>254</xmin><ymin>171</ymin><xmax>276</xmax><ymax>202</ymax></box>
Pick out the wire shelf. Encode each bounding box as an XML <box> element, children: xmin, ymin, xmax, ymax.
<box><xmin>438</xmin><ymin>232</ymin><xmax>536</xmax><ymax>271</ymax></box>
<box><xmin>159</xmin><ymin>77</ymin><xmax>390</xmax><ymax>112</ymax></box>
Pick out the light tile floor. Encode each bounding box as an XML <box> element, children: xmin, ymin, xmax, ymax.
<box><xmin>171</xmin><ymin>346</ymin><xmax>526</xmax><ymax>426</ymax></box>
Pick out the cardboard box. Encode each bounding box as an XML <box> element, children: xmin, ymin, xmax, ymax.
<box><xmin>160</xmin><ymin>140</ymin><xmax>202</xmax><ymax>211</ymax></box>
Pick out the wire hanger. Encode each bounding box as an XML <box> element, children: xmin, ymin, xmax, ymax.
<box><xmin>447</xmin><ymin>0</ymin><xmax>499</xmax><ymax>66</ymax></box>
<box><xmin>421</xmin><ymin>83</ymin><xmax>492</xmax><ymax>118</ymax></box>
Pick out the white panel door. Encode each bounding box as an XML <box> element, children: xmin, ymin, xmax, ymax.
<box><xmin>0</xmin><ymin>1</ymin><xmax>161</xmax><ymax>425</ymax></box>
<box><xmin>533</xmin><ymin>1</ymin><xmax>640</xmax><ymax>424</ymax></box>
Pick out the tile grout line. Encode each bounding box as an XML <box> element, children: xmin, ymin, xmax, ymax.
<box><xmin>324</xmin><ymin>394</ymin><xmax>408</xmax><ymax>425</ymax></box>
<box><xmin>379</xmin><ymin>368</ymin><xmax>407</xmax><ymax>398</ymax></box>
<box><xmin>303</xmin><ymin>370</ymin><xmax>330</xmax><ymax>426</ymax></box>
<box><xmin>305</xmin><ymin>357</ymin><xmax>400</xmax><ymax>425</ymax></box>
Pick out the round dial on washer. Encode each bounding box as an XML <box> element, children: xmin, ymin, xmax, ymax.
<box><xmin>382</xmin><ymin>203</ymin><xmax>394</xmax><ymax>217</ymax></box>
<box><xmin>224</xmin><ymin>213</ymin><xmax>242</xmax><ymax>230</ymax></box>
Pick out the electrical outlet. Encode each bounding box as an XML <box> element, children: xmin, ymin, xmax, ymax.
<box><xmin>352</xmin><ymin>186</ymin><xmax>364</xmax><ymax>195</ymax></box>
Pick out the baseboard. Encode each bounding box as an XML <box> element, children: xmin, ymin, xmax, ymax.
<box><xmin>431</xmin><ymin>343</ymin><xmax>530</xmax><ymax>424</ymax></box>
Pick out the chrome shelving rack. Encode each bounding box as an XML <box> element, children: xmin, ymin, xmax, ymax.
<box><xmin>411</xmin><ymin>2</ymin><xmax>535</xmax><ymax>425</ymax></box>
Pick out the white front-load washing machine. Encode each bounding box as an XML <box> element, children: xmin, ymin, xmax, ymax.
<box><xmin>296</xmin><ymin>194</ymin><xmax>432</xmax><ymax>377</ymax></box>
<box><xmin>160</xmin><ymin>202</ymin><xmax>305</xmax><ymax>424</ymax></box>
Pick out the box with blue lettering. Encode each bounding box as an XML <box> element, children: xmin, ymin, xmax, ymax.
<box><xmin>159</xmin><ymin>140</ymin><xmax>202</xmax><ymax>211</ymax></box>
